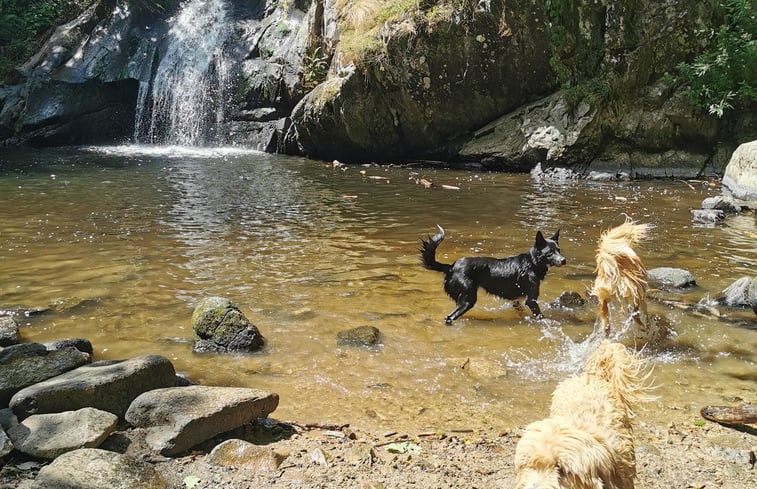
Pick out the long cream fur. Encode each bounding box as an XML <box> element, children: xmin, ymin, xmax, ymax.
<box><xmin>591</xmin><ymin>218</ymin><xmax>652</xmax><ymax>336</ymax></box>
<box><xmin>514</xmin><ymin>342</ymin><xmax>651</xmax><ymax>489</ymax></box>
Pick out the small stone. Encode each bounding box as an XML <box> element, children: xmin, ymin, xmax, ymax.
<box><xmin>337</xmin><ymin>326</ymin><xmax>380</xmax><ymax>347</ymax></box>
<box><xmin>208</xmin><ymin>439</ymin><xmax>287</xmax><ymax>472</ymax></box>
<box><xmin>648</xmin><ymin>267</ymin><xmax>696</xmax><ymax>289</ymax></box>
<box><xmin>0</xmin><ymin>316</ymin><xmax>19</xmax><ymax>347</ymax></box>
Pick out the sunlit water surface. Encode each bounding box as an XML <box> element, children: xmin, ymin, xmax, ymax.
<box><xmin>1</xmin><ymin>146</ymin><xmax>754</xmax><ymax>433</ymax></box>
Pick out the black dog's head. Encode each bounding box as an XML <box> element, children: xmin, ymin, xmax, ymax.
<box><xmin>534</xmin><ymin>230</ymin><xmax>566</xmax><ymax>267</ymax></box>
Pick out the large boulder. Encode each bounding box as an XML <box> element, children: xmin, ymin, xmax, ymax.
<box><xmin>191</xmin><ymin>297</ymin><xmax>265</xmax><ymax>353</ymax></box>
<box><xmin>125</xmin><ymin>385</ymin><xmax>279</xmax><ymax>456</ymax></box>
<box><xmin>9</xmin><ymin>355</ymin><xmax>178</xmax><ymax>419</ymax></box>
<box><xmin>0</xmin><ymin>344</ymin><xmax>91</xmax><ymax>406</ymax></box>
<box><xmin>31</xmin><ymin>448</ymin><xmax>166</xmax><ymax>489</ymax></box>
<box><xmin>7</xmin><ymin>407</ymin><xmax>118</xmax><ymax>459</ymax></box>
<box><xmin>722</xmin><ymin>141</ymin><xmax>757</xmax><ymax>201</ymax></box>
<box><xmin>290</xmin><ymin>7</ymin><xmax>554</xmax><ymax>162</ymax></box>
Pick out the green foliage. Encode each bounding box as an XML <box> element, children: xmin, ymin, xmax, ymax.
<box><xmin>676</xmin><ymin>0</ymin><xmax>757</xmax><ymax>117</ymax></box>
<box><xmin>563</xmin><ymin>79</ymin><xmax>610</xmax><ymax>112</ymax></box>
<box><xmin>302</xmin><ymin>46</ymin><xmax>329</xmax><ymax>91</ymax></box>
<box><xmin>0</xmin><ymin>0</ymin><xmax>97</xmax><ymax>82</ymax></box>
<box><xmin>544</xmin><ymin>0</ymin><xmax>571</xmax><ymax>85</ymax></box>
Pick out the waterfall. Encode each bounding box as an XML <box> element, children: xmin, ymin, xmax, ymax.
<box><xmin>134</xmin><ymin>0</ymin><xmax>230</xmax><ymax>146</ymax></box>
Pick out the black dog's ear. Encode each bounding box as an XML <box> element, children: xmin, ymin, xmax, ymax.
<box><xmin>535</xmin><ymin>230</ymin><xmax>547</xmax><ymax>248</ymax></box>
<box><xmin>551</xmin><ymin>229</ymin><xmax>560</xmax><ymax>242</ymax></box>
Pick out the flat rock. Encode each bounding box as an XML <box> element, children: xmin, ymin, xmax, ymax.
<box><xmin>125</xmin><ymin>385</ymin><xmax>279</xmax><ymax>456</ymax></box>
<box><xmin>208</xmin><ymin>438</ymin><xmax>288</xmax><ymax>472</ymax></box>
<box><xmin>10</xmin><ymin>355</ymin><xmax>177</xmax><ymax>419</ymax></box>
<box><xmin>0</xmin><ymin>316</ymin><xmax>19</xmax><ymax>346</ymax></box>
<box><xmin>7</xmin><ymin>407</ymin><xmax>118</xmax><ymax>459</ymax></box>
<box><xmin>648</xmin><ymin>267</ymin><xmax>696</xmax><ymax>289</ymax></box>
<box><xmin>0</xmin><ymin>344</ymin><xmax>91</xmax><ymax>406</ymax></box>
<box><xmin>31</xmin><ymin>448</ymin><xmax>166</xmax><ymax>489</ymax></box>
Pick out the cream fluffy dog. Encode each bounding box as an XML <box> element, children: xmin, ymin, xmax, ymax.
<box><xmin>514</xmin><ymin>342</ymin><xmax>650</xmax><ymax>489</ymax></box>
<box><xmin>591</xmin><ymin>219</ymin><xmax>652</xmax><ymax>336</ymax></box>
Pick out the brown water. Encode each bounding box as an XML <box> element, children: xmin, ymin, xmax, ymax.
<box><xmin>0</xmin><ymin>146</ymin><xmax>755</xmax><ymax>434</ymax></box>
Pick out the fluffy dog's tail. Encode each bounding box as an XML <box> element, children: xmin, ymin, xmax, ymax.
<box><xmin>419</xmin><ymin>225</ymin><xmax>451</xmax><ymax>273</ymax></box>
<box><xmin>584</xmin><ymin>341</ymin><xmax>652</xmax><ymax>415</ymax></box>
<box><xmin>592</xmin><ymin>217</ymin><xmax>652</xmax><ymax>305</ymax></box>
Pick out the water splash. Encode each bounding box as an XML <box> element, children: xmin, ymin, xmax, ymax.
<box><xmin>134</xmin><ymin>0</ymin><xmax>230</xmax><ymax>146</ymax></box>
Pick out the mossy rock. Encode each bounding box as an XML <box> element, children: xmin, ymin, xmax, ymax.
<box><xmin>191</xmin><ymin>297</ymin><xmax>264</xmax><ymax>353</ymax></box>
<box><xmin>337</xmin><ymin>326</ymin><xmax>380</xmax><ymax>347</ymax></box>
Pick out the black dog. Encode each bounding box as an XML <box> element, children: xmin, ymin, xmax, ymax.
<box><xmin>420</xmin><ymin>226</ymin><xmax>566</xmax><ymax>324</ymax></box>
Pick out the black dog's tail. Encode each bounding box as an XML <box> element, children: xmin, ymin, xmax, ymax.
<box><xmin>420</xmin><ymin>225</ymin><xmax>451</xmax><ymax>273</ymax></box>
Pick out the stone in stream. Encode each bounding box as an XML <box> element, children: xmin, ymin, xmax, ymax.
<box><xmin>191</xmin><ymin>297</ymin><xmax>265</xmax><ymax>353</ymax></box>
<box><xmin>337</xmin><ymin>326</ymin><xmax>381</xmax><ymax>347</ymax></box>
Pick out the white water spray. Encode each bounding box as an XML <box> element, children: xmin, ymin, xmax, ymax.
<box><xmin>134</xmin><ymin>0</ymin><xmax>230</xmax><ymax>146</ymax></box>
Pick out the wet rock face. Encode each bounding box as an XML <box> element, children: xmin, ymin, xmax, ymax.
<box><xmin>290</xmin><ymin>7</ymin><xmax>554</xmax><ymax>162</ymax></box>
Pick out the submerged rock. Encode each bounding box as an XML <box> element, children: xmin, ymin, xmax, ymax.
<box><xmin>191</xmin><ymin>297</ymin><xmax>265</xmax><ymax>353</ymax></box>
<box><xmin>337</xmin><ymin>326</ymin><xmax>381</xmax><ymax>347</ymax></box>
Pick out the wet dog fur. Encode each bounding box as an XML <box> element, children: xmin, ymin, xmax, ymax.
<box><xmin>514</xmin><ymin>341</ymin><xmax>651</xmax><ymax>489</ymax></box>
<box><xmin>419</xmin><ymin>226</ymin><xmax>566</xmax><ymax>324</ymax></box>
<box><xmin>591</xmin><ymin>218</ymin><xmax>652</xmax><ymax>336</ymax></box>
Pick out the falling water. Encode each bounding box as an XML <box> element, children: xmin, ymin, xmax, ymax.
<box><xmin>134</xmin><ymin>0</ymin><xmax>230</xmax><ymax>146</ymax></box>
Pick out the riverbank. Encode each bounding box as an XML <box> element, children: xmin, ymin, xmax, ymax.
<box><xmin>2</xmin><ymin>402</ymin><xmax>754</xmax><ymax>488</ymax></box>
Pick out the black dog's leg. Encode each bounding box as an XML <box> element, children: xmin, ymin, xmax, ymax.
<box><xmin>525</xmin><ymin>294</ymin><xmax>543</xmax><ymax>319</ymax></box>
<box><xmin>445</xmin><ymin>291</ymin><xmax>477</xmax><ymax>325</ymax></box>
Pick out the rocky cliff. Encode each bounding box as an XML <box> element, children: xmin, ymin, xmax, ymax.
<box><xmin>0</xmin><ymin>0</ymin><xmax>753</xmax><ymax>176</ymax></box>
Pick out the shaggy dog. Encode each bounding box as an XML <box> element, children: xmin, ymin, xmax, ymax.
<box><xmin>419</xmin><ymin>225</ymin><xmax>566</xmax><ymax>324</ymax></box>
<box><xmin>591</xmin><ymin>219</ymin><xmax>652</xmax><ymax>336</ymax></box>
<box><xmin>514</xmin><ymin>342</ymin><xmax>650</xmax><ymax>489</ymax></box>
